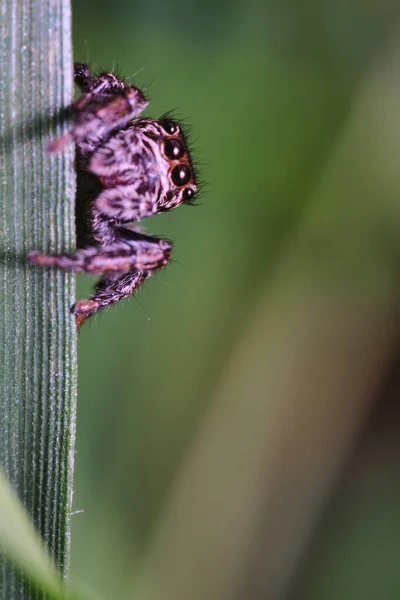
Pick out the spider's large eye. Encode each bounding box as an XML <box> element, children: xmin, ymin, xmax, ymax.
<box><xmin>161</xmin><ymin>119</ymin><xmax>179</xmax><ymax>135</ymax></box>
<box><xmin>182</xmin><ymin>188</ymin><xmax>195</xmax><ymax>202</ymax></box>
<box><xmin>171</xmin><ymin>164</ymin><xmax>191</xmax><ymax>187</ymax></box>
<box><xmin>164</xmin><ymin>138</ymin><xmax>184</xmax><ymax>160</ymax></box>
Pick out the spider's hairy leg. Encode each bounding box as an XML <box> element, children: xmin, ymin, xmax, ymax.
<box><xmin>28</xmin><ymin>229</ymin><xmax>172</xmax><ymax>327</ymax></box>
<box><xmin>73</xmin><ymin>269</ymin><xmax>150</xmax><ymax>328</ymax></box>
<box><xmin>27</xmin><ymin>236</ymin><xmax>171</xmax><ymax>274</ymax></box>
<box><xmin>48</xmin><ymin>64</ymin><xmax>148</xmax><ymax>154</ymax></box>
<box><xmin>73</xmin><ymin>63</ymin><xmax>125</xmax><ymax>94</ymax></box>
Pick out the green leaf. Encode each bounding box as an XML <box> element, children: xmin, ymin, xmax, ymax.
<box><xmin>0</xmin><ymin>472</ymin><xmax>66</xmax><ymax>599</ymax></box>
<box><xmin>0</xmin><ymin>472</ymin><xmax>103</xmax><ymax>600</ymax></box>
<box><xmin>0</xmin><ymin>0</ymin><xmax>78</xmax><ymax>596</ymax></box>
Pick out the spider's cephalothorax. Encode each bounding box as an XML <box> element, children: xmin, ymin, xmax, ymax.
<box><xmin>28</xmin><ymin>63</ymin><xmax>198</xmax><ymax>327</ymax></box>
<box><xmin>91</xmin><ymin>117</ymin><xmax>197</xmax><ymax>222</ymax></box>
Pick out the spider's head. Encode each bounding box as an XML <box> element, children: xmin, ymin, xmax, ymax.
<box><xmin>134</xmin><ymin>117</ymin><xmax>198</xmax><ymax>211</ymax></box>
<box><xmin>92</xmin><ymin>116</ymin><xmax>199</xmax><ymax>223</ymax></box>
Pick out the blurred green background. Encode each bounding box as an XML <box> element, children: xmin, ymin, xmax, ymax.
<box><xmin>70</xmin><ymin>2</ymin><xmax>400</xmax><ymax>599</ymax></box>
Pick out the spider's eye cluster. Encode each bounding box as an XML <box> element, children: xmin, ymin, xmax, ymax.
<box><xmin>160</xmin><ymin>119</ymin><xmax>196</xmax><ymax>200</ymax></box>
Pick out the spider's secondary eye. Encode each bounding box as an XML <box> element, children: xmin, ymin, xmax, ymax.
<box><xmin>161</xmin><ymin>119</ymin><xmax>179</xmax><ymax>135</ymax></box>
<box><xmin>164</xmin><ymin>139</ymin><xmax>184</xmax><ymax>160</ymax></box>
<box><xmin>171</xmin><ymin>164</ymin><xmax>191</xmax><ymax>187</ymax></box>
<box><xmin>182</xmin><ymin>188</ymin><xmax>195</xmax><ymax>201</ymax></box>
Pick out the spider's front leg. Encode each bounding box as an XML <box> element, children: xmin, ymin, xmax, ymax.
<box><xmin>28</xmin><ymin>229</ymin><xmax>172</xmax><ymax>327</ymax></box>
<box><xmin>28</xmin><ymin>234</ymin><xmax>171</xmax><ymax>274</ymax></box>
<box><xmin>73</xmin><ymin>269</ymin><xmax>151</xmax><ymax>328</ymax></box>
<box><xmin>48</xmin><ymin>63</ymin><xmax>148</xmax><ymax>154</ymax></box>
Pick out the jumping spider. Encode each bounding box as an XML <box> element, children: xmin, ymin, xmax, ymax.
<box><xmin>28</xmin><ymin>63</ymin><xmax>198</xmax><ymax>328</ymax></box>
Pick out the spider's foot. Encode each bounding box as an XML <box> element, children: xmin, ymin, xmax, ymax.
<box><xmin>47</xmin><ymin>133</ymin><xmax>73</xmax><ymax>154</ymax></box>
<box><xmin>28</xmin><ymin>251</ymin><xmax>58</xmax><ymax>267</ymax></box>
<box><xmin>73</xmin><ymin>299</ymin><xmax>101</xmax><ymax>329</ymax></box>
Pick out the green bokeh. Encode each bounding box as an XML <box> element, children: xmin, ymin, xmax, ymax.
<box><xmin>70</xmin><ymin>2</ymin><xmax>400</xmax><ymax>599</ymax></box>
